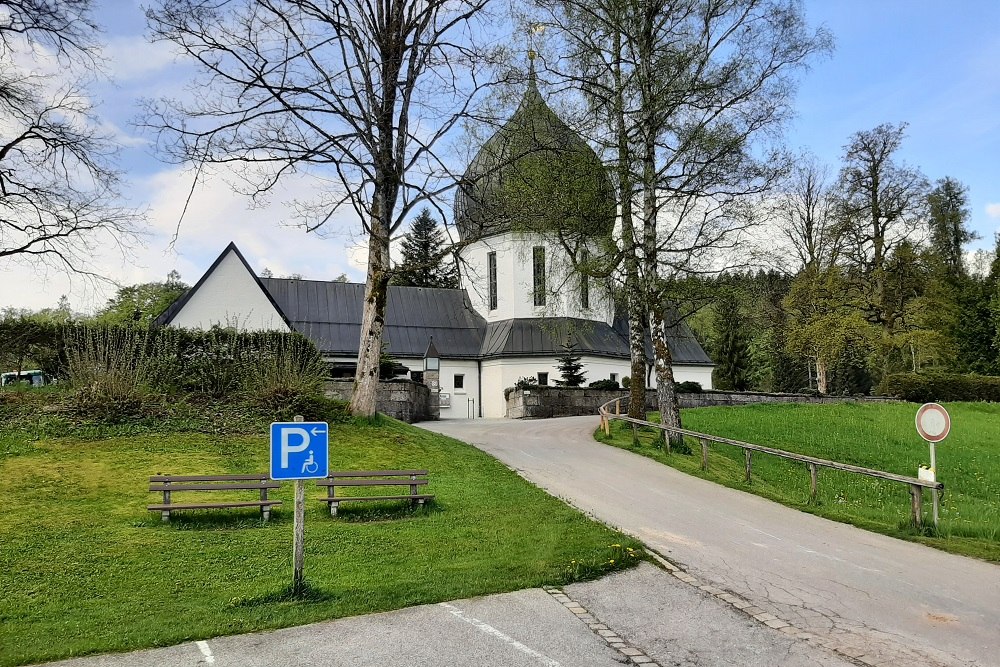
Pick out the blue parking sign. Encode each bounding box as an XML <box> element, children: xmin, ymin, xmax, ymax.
<box><xmin>270</xmin><ymin>422</ymin><xmax>329</xmax><ymax>480</ymax></box>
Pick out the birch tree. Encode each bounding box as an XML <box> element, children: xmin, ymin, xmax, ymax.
<box><xmin>145</xmin><ymin>0</ymin><xmax>494</xmax><ymax>416</ymax></box>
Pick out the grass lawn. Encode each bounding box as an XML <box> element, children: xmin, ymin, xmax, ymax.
<box><xmin>0</xmin><ymin>406</ymin><xmax>641</xmax><ymax>667</ymax></box>
<box><xmin>596</xmin><ymin>402</ymin><xmax>1000</xmax><ymax>562</ymax></box>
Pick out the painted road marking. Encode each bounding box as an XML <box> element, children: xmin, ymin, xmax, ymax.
<box><xmin>196</xmin><ymin>640</ymin><xmax>215</xmax><ymax>664</ymax></box>
<box><xmin>438</xmin><ymin>603</ymin><xmax>562</xmax><ymax>667</ymax></box>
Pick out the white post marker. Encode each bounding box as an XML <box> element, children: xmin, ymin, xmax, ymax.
<box><xmin>270</xmin><ymin>415</ymin><xmax>329</xmax><ymax>597</ymax></box>
<box><xmin>915</xmin><ymin>402</ymin><xmax>950</xmax><ymax>529</ymax></box>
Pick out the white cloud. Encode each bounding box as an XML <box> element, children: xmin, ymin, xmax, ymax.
<box><xmin>102</xmin><ymin>36</ymin><xmax>179</xmax><ymax>82</ymax></box>
<box><xmin>986</xmin><ymin>203</ymin><xmax>1000</xmax><ymax>219</ymax></box>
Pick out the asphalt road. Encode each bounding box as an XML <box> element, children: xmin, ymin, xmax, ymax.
<box><xmin>43</xmin><ymin>564</ymin><xmax>855</xmax><ymax>667</ymax></box>
<box><xmin>420</xmin><ymin>417</ymin><xmax>1000</xmax><ymax>667</ymax></box>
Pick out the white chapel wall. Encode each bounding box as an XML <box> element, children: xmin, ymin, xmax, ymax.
<box><xmin>460</xmin><ymin>232</ymin><xmax>615</xmax><ymax>324</ymax></box>
<box><xmin>170</xmin><ymin>250</ymin><xmax>289</xmax><ymax>332</ymax></box>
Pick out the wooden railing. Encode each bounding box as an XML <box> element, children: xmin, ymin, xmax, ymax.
<box><xmin>598</xmin><ymin>396</ymin><xmax>944</xmax><ymax>528</ymax></box>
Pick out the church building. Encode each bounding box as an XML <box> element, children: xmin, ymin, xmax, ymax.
<box><xmin>155</xmin><ymin>66</ymin><xmax>714</xmax><ymax>418</ymax></box>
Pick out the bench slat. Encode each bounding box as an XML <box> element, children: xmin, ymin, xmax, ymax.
<box><xmin>150</xmin><ymin>474</ymin><xmax>270</xmax><ymax>482</ymax></box>
<box><xmin>324</xmin><ymin>470</ymin><xmax>428</xmax><ymax>478</ymax></box>
<box><xmin>316</xmin><ymin>479</ymin><xmax>428</xmax><ymax>488</ymax></box>
<box><xmin>147</xmin><ymin>501</ymin><xmax>282</xmax><ymax>511</ymax></box>
<box><xmin>150</xmin><ymin>482</ymin><xmax>280</xmax><ymax>492</ymax></box>
<box><xmin>321</xmin><ymin>494</ymin><xmax>434</xmax><ymax>503</ymax></box>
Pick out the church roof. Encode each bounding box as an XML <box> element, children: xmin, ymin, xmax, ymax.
<box><xmin>260</xmin><ymin>279</ymin><xmax>486</xmax><ymax>359</ymax></box>
<box><xmin>482</xmin><ymin>317</ymin><xmax>713</xmax><ymax>365</ymax></box>
<box><xmin>453</xmin><ymin>69</ymin><xmax>615</xmax><ymax>241</ymax></box>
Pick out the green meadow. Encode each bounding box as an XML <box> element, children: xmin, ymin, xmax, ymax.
<box><xmin>0</xmin><ymin>395</ymin><xmax>640</xmax><ymax>667</ymax></box>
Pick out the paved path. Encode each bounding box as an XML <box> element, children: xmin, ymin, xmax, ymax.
<box><xmin>420</xmin><ymin>417</ymin><xmax>1000</xmax><ymax>667</ymax></box>
<box><xmin>44</xmin><ymin>564</ymin><xmax>853</xmax><ymax>667</ymax></box>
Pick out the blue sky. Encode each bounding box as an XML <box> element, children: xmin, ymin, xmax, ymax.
<box><xmin>2</xmin><ymin>0</ymin><xmax>999</xmax><ymax>312</ymax></box>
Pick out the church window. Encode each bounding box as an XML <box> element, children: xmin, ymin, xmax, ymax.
<box><xmin>610</xmin><ymin>373</ymin><xmax>618</xmax><ymax>383</ymax></box>
<box><xmin>488</xmin><ymin>252</ymin><xmax>497</xmax><ymax>310</ymax></box>
<box><xmin>580</xmin><ymin>249</ymin><xmax>590</xmax><ymax>310</ymax></box>
<box><xmin>537</xmin><ymin>372</ymin><xmax>549</xmax><ymax>386</ymax></box>
<box><xmin>533</xmin><ymin>246</ymin><xmax>546</xmax><ymax>306</ymax></box>
<box><xmin>454</xmin><ymin>374</ymin><xmax>465</xmax><ymax>390</ymax></box>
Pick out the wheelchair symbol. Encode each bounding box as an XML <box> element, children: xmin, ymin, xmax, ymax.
<box><xmin>301</xmin><ymin>450</ymin><xmax>318</xmax><ymax>474</ymax></box>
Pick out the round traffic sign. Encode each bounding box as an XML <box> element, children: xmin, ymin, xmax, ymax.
<box><xmin>916</xmin><ymin>403</ymin><xmax>951</xmax><ymax>443</ymax></box>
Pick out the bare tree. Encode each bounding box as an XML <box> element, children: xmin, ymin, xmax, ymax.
<box><xmin>834</xmin><ymin>123</ymin><xmax>928</xmax><ymax>346</ymax></box>
<box><xmin>0</xmin><ymin>0</ymin><xmax>140</xmax><ymax>275</ymax></box>
<box><xmin>776</xmin><ymin>153</ymin><xmax>842</xmax><ymax>272</ymax></box>
<box><xmin>543</xmin><ymin>0</ymin><xmax>830</xmax><ymax>437</ymax></box>
<box><xmin>144</xmin><ymin>0</ymin><xmax>495</xmax><ymax>416</ymax></box>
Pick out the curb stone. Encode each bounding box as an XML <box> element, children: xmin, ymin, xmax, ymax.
<box><xmin>542</xmin><ymin>585</ymin><xmax>660</xmax><ymax>667</ymax></box>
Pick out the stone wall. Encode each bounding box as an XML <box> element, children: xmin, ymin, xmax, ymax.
<box><xmin>324</xmin><ymin>380</ymin><xmax>435</xmax><ymax>423</ymax></box>
<box><xmin>505</xmin><ymin>386</ymin><xmax>896</xmax><ymax>419</ymax></box>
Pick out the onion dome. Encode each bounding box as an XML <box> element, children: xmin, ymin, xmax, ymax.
<box><xmin>454</xmin><ymin>63</ymin><xmax>615</xmax><ymax>241</ymax></box>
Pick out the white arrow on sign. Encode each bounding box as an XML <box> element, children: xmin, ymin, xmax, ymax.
<box><xmin>281</xmin><ymin>427</ymin><xmax>311</xmax><ymax>468</ymax></box>
<box><xmin>311</xmin><ymin>426</ymin><xmax>326</xmax><ymax>436</ymax></box>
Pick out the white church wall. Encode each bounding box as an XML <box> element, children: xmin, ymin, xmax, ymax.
<box><xmin>459</xmin><ymin>233</ymin><xmax>614</xmax><ymax>324</ymax></box>
<box><xmin>480</xmin><ymin>355</ymin><xmax>633</xmax><ymax>418</ymax></box>
<box><xmin>672</xmin><ymin>365</ymin><xmax>714</xmax><ymax>390</ymax></box>
<box><xmin>170</xmin><ymin>250</ymin><xmax>289</xmax><ymax>332</ymax></box>
<box><xmin>385</xmin><ymin>358</ymin><xmax>480</xmax><ymax>419</ymax></box>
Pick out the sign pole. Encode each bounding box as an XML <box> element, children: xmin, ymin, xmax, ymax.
<box><xmin>930</xmin><ymin>441</ymin><xmax>939</xmax><ymax>528</ymax></box>
<box><xmin>292</xmin><ymin>415</ymin><xmax>306</xmax><ymax>597</ymax></box>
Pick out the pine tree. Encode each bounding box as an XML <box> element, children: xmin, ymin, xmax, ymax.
<box><xmin>393</xmin><ymin>208</ymin><xmax>459</xmax><ymax>288</ymax></box>
<box><xmin>713</xmin><ymin>292</ymin><xmax>751</xmax><ymax>391</ymax></box>
<box><xmin>555</xmin><ymin>340</ymin><xmax>587</xmax><ymax>387</ymax></box>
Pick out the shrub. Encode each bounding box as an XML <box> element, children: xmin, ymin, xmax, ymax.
<box><xmin>878</xmin><ymin>372</ymin><xmax>1000</xmax><ymax>403</ymax></box>
<box><xmin>64</xmin><ymin>325</ymin><xmax>164</xmax><ymax>420</ymax></box>
<box><xmin>514</xmin><ymin>376</ymin><xmax>538</xmax><ymax>389</ymax></box>
<box><xmin>676</xmin><ymin>381</ymin><xmax>702</xmax><ymax>393</ymax></box>
<box><xmin>588</xmin><ymin>379</ymin><xmax>620</xmax><ymax>390</ymax></box>
<box><xmin>621</xmin><ymin>376</ymin><xmax>631</xmax><ymax>389</ymax></box>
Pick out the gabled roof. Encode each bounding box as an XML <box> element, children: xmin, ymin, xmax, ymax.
<box><xmin>260</xmin><ymin>279</ymin><xmax>486</xmax><ymax>358</ymax></box>
<box><xmin>153</xmin><ymin>242</ymin><xmax>291</xmax><ymax>329</ymax></box>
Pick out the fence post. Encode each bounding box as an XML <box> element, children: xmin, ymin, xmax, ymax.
<box><xmin>663</xmin><ymin>426</ymin><xmax>670</xmax><ymax>454</ymax></box>
<box><xmin>909</xmin><ymin>484</ymin><xmax>923</xmax><ymax>528</ymax></box>
<box><xmin>700</xmin><ymin>439</ymin><xmax>709</xmax><ymax>471</ymax></box>
<box><xmin>615</xmin><ymin>399</ymin><xmax>620</xmax><ymax>416</ymax></box>
<box><xmin>631</xmin><ymin>423</ymin><xmax>639</xmax><ymax>447</ymax></box>
<box><xmin>808</xmin><ymin>463</ymin><xmax>818</xmax><ymax>504</ymax></box>
<box><xmin>744</xmin><ymin>450</ymin><xmax>752</xmax><ymax>484</ymax></box>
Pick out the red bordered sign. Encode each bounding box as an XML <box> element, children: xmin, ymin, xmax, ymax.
<box><xmin>915</xmin><ymin>403</ymin><xmax>951</xmax><ymax>443</ymax></box>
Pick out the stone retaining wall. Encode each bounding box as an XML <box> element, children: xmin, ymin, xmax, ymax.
<box><xmin>505</xmin><ymin>386</ymin><xmax>896</xmax><ymax>419</ymax></box>
<box><xmin>324</xmin><ymin>380</ymin><xmax>436</xmax><ymax>423</ymax></box>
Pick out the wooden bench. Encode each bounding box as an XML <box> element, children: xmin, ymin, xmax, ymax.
<box><xmin>317</xmin><ymin>470</ymin><xmax>434</xmax><ymax>517</ymax></box>
<box><xmin>148</xmin><ymin>474</ymin><xmax>281</xmax><ymax>522</ymax></box>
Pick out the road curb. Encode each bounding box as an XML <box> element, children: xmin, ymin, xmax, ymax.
<box><xmin>541</xmin><ymin>585</ymin><xmax>660</xmax><ymax>666</ymax></box>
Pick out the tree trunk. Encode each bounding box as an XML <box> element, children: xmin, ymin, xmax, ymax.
<box><xmin>627</xmin><ymin>285</ymin><xmax>647</xmax><ymax>418</ymax></box>
<box><xmin>651</xmin><ymin>305</ymin><xmax>682</xmax><ymax>449</ymax></box>
<box><xmin>815</xmin><ymin>357</ymin><xmax>828</xmax><ymax>395</ymax></box>
<box><xmin>350</xmin><ymin>217</ymin><xmax>392</xmax><ymax>418</ymax></box>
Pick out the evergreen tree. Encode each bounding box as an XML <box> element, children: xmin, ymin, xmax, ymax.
<box><xmin>555</xmin><ymin>340</ymin><xmax>587</xmax><ymax>387</ymax></box>
<box><xmin>393</xmin><ymin>209</ymin><xmax>459</xmax><ymax>288</ymax></box>
<box><xmin>713</xmin><ymin>292</ymin><xmax>751</xmax><ymax>391</ymax></box>
<box><xmin>927</xmin><ymin>177</ymin><xmax>976</xmax><ymax>281</ymax></box>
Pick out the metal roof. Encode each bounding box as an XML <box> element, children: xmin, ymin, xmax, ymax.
<box><xmin>260</xmin><ymin>279</ymin><xmax>486</xmax><ymax>358</ymax></box>
<box><xmin>480</xmin><ymin>317</ymin><xmax>712</xmax><ymax>365</ymax></box>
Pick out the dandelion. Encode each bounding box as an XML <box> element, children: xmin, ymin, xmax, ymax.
<box><xmin>609</xmin><ymin>559</ymin><xmax>615</xmax><ymax>564</ymax></box>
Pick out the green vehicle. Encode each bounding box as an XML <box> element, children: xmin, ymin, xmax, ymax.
<box><xmin>1</xmin><ymin>370</ymin><xmax>49</xmax><ymax>387</ymax></box>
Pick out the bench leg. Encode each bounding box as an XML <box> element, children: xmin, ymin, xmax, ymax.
<box><xmin>161</xmin><ymin>510</ymin><xmax>170</xmax><ymax>523</ymax></box>
<box><xmin>417</xmin><ymin>498</ymin><xmax>426</xmax><ymax>510</ymax></box>
<box><xmin>262</xmin><ymin>507</ymin><xmax>270</xmax><ymax>522</ymax></box>
<box><xmin>330</xmin><ymin>501</ymin><xmax>339</xmax><ymax>517</ymax></box>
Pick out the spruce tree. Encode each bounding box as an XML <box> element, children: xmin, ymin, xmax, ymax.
<box><xmin>555</xmin><ymin>340</ymin><xmax>587</xmax><ymax>387</ymax></box>
<box><xmin>393</xmin><ymin>208</ymin><xmax>459</xmax><ymax>288</ymax></box>
<box><xmin>713</xmin><ymin>293</ymin><xmax>751</xmax><ymax>391</ymax></box>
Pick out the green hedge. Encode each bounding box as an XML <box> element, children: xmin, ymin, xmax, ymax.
<box><xmin>879</xmin><ymin>372</ymin><xmax>1000</xmax><ymax>403</ymax></box>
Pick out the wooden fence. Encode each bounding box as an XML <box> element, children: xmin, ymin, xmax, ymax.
<box><xmin>598</xmin><ymin>396</ymin><xmax>944</xmax><ymax>528</ymax></box>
